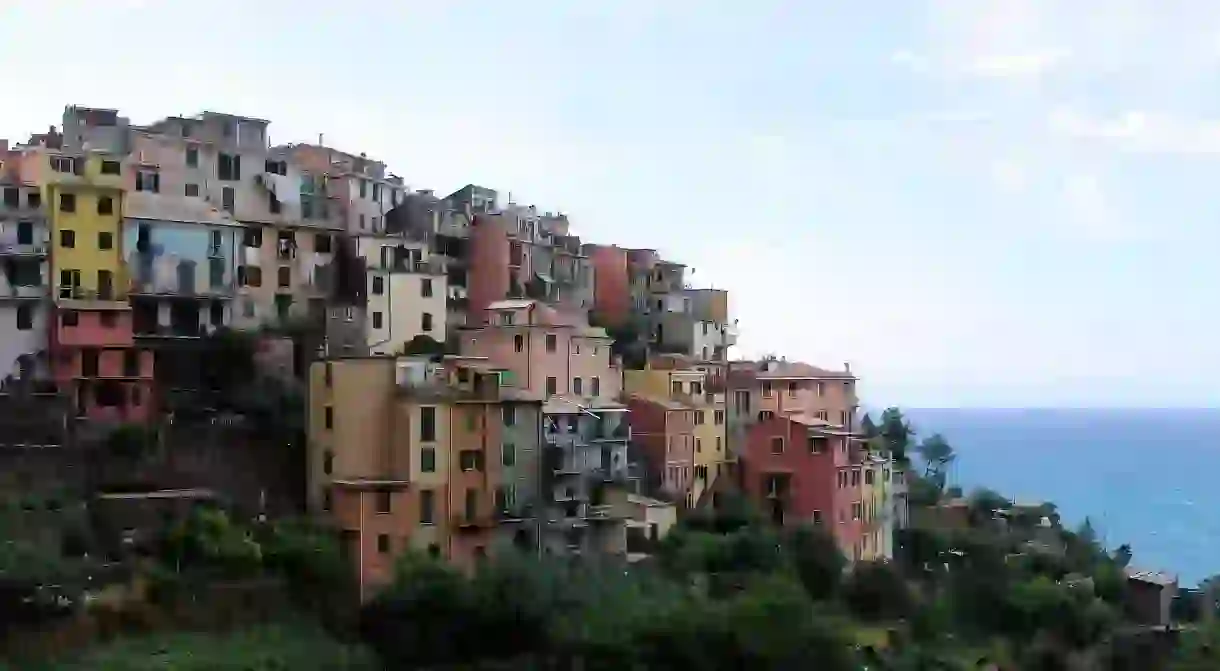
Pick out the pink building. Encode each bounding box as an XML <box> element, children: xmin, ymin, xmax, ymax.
<box><xmin>460</xmin><ymin>300</ymin><xmax>621</xmax><ymax>404</ymax></box>
<box><xmin>50</xmin><ymin>306</ymin><xmax>154</xmax><ymax>422</ymax></box>
<box><xmin>467</xmin><ymin>214</ymin><xmax>512</xmax><ymax>322</ymax></box>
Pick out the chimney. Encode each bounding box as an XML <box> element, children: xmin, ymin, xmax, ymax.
<box><xmin>844</xmin><ymin>362</ymin><xmax>851</xmax><ymax>374</ymax></box>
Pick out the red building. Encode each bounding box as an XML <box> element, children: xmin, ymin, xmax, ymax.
<box><xmin>740</xmin><ymin>413</ymin><xmax>863</xmax><ymax>554</ymax></box>
<box><xmin>587</xmin><ymin>244</ymin><xmax>630</xmax><ymax>327</ymax></box>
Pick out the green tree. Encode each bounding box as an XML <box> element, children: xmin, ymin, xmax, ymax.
<box><xmin>842</xmin><ymin>560</ymin><xmax>915</xmax><ymax>622</ymax></box>
<box><xmin>917</xmin><ymin>433</ymin><xmax>956</xmax><ymax>489</ymax></box>
<box><xmin>879</xmin><ymin>407</ymin><xmax>914</xmax><ymax>462</ymax></box>
<box><xmin>783</xmin><ymin>524</ymin><xmax>845</xmax><ymax>601</ymax></box>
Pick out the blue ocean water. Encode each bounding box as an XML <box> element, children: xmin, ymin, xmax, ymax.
<box><xmin>902</xmin><ymin>408</ymin><xmax>1220</xmax><ymax>586</ymax></box>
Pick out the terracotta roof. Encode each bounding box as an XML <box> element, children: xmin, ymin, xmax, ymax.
<box><xmin>731</xmin><ymin>359</ymin><xmax>855</xmax><ymax>380</ymax></box>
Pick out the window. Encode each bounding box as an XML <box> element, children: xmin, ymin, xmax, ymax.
<box><xmin>591</xmin><ymin>377</ymin><xmax>600</xmax><ymax>396</ymax></box>
<box><xmin>421</xmin><ymin>279</ymin><xmax>432</xmax><ymax>297</ymax></box>
<box><xmin>695</xmin><ymin>411</ymin><xmax>705</xmax><ymax>425</ymax></box>
<box><xmin>123</xmin><ymin>350</ymin><xmax>139</xmax><ymax>377</ymax></box>
<box><xmin>243</xmin><ymin>227</ymin><xmax>262</xmax><ymax>248</ymax></box>
<box><xmin>16</xmin><ymin>221</ymin><xmax>31</xmax><ymax>245</ymax></box>
<box><xmin>217</xmin><ymin>153</ymin><xmax>241</xmax><ymax>181</ymax></box>
<box><xmin>758</xmin><ymin>410</ymin><xmax>774</xmax><ymax>421</ymax></box>
<box><xmin>420</xmin><ymin>490</ymin><xmax>435</xmax><ymax>524</ymax></box>
<box><xmin>238</xmin><ymin>266</ymin><xmax>262</xmax><ymax>287</ymax></box>
<box><xmin>322</xmin><ymin>406</ymin><xmax>334</xmax><ymax>429</ymax></box>
<box><xmin>770</xmin><ymin>436</ymin><xmax>785</xmax><ymax>454</ymax></box>
<box><xmin>2</xmin><ymin>188</ymin><xmax>17</xmax><ymax>207</ymax></box>
<box><xmin>58</xmin><ymin>229</ymin><xmax>76</xmax><ymax>249</ymax></box>
<box><xmin>372</xmin><ymin>276</ymin><xmax>384</xmax><ymax>295</ymax></box>
<box><xmin>135</xmin><ymin>171</ymin><xmax>160</xmax><ymax>193</ymax></box>
<box><xmin>421</xmin><ymin>312</ymin><xmax>433</xmax><ymax>332</ymax></box>
<box><xmin>81</xmin><ymin>349</ymin><xmax>99</xmax><ymax>377</ymax></box>
<box><xmin>97</xmin><ymin>197</ymin><xmax>113</xmax><ymax>215</ymax></box>
<box><xmin>269</xmin><ymin>195</ymin><xmax>281</xmax><ymax>214</ymax></box>
<box><xmin>671</xmin><ymin>381</ymin><xmax>682</xmax><ymax>394</ymax></box>
<box><xmin>15</xmin><ymin>305</ymin><xmax>33</xmax><ymax>330</ymax></box>
<box><xmin>315</xmin><ymin>233</ymin><xmax>331</xmax><ymax>253</ymax></box>
<box><xmin>809</xmin><ymin>437</ymin><xmax>826</xmax><ymax>455</ymax></box>
<box><xmin>420</xmin><ymin>447</ymin><xmax>436</xmax><ymax>472</ymax></box>
<box><xmin>851</xmin><ymin>470</ymin><xmax>860</xmax><ymax>486</ymax></box>
<box><xmin>322</xmin><ymin>488</ymin><xmax>332</xmax><ymax>511</ymax></box>
<box><xmin>865</xmin><ymin>470</ymin><xmax>875</xmax><ymax>485</ymax></box>
<box><xmin>788</xmin><ymin>381</ymin><xmax>798</xmax><ymax>396</ymax></box>
<box><xmin>61</xmin><ymin>310</ymin><xmax>79</xmax><ymax>327</ymax></box>
<box><xmin>209</xmin><ymin>258</ymin><xmax>224</xmax><ymax>289</ymax></box>
<box><xmin>419</xmin><ymin>406</ymin><xmax>436</xmax><ymax>441</ymax></box>
<box><xmin>323</xmin><ymin>450</ymin><xmax>333</xmax><ymax>475</ymax></box>
<box><xmin>377</xmin><ymin>534</ymin><xmax>390</xmax><ymax>554</ymax></box>
<box><xmin>545</xmin><ymin>334</ymin><xmax>557</xmax><ymax>352</ymax></box>
<box><xmin>812</xmin><ymin>510</ymin><xmax>824</xmax><ymax>525</ymax></box>
<box><xmin>375</xmin><ymin>490</ymin><xmax>392</xmax><ymax>514</ymax></box>
<box><xmin>277</xmin><ymin>266</ymin><xmax>290</xmax><ymax>287</ymax></box>
<box><xmin>572</xmin><ymin>377</ymin><xmax>582</xmax><ymax>395</ymax></box>
<box><xmin>714</xmin><ymin>410</ymin><xmax>725</xmax><ymax>425</ymax></box>
<box><xmin>372</xmin><ymin>312</ymin><xmax>383</xmax><ymax>329</ymax></box>
<box><xmin>27</xmin><ymin>191</ymin><xmax>40</xmax><ymax>208</ymax></box>
<box><xmin>815</xmin><ymin>381</ymin><xmax>824</xmax><ymax>397</ymax></box>
<box><xmin>502</xmin><ymin>405</ymin><xmax>515</xmax><ymax>426</ymax></box>
<box><xmin>460</xmin><ymin>450</ymin><xmax>484</xmax><ymax>472</ymax></box>
<box><xmin>513</xmin><ymin>335</ymin><xmax>524</xmax><ymax>352</ymax></box>
<box><xmin>186</xmin><ymin>147</ymin><xmax>198</xmax><ymax>168</ymax></box>
<box><xmin>221</xmin><ymin>187</ymin><xmax>235</xmax><ymax>213</ymax></box>
<box><xmin>502</xmin><ymin>443</ymin><xmax>516</xmax><ymax>467</ymax></box>
<box><xmin>50</xmin><ymin>156</ymin><xmax>76</xmax><ymax>174</ymax></box>
<box><xmin>359</xmin><ymin>180</ymin><xmax>367</xmax><ymax>198</ymax></box>
<box><xmin>545</xmin><ymin>377</ymin><xmax>557</xmax><ymax>396</ymax></box>
<box><xmin>852</xmin><ymin>503</ymin><xmax>862</xmax><ymax>520</ymax></box>
<box><xmin>97</xmin><ymin>231</ymin><xmax>113</xmax><ymax>249</ymax></box>
<box><xmin>762</xmin><ymin>382</ymin><xmax>773</xmax><ymax>397</ymax></box>
<box><xmin>59</xmin><ymin>194</ymin><xmax>76</xmax><ymax>213</ymax></box>
<box><xmin>499</xmin><ymin>311</ymin><xmax>514</xmax><ymax>325</ymax></box>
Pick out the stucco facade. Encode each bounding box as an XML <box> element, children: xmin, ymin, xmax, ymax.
<box><xmin>624</xmin><ymin>357</ymin><xmax>728</xmax><ymax>505</ymax></box>
<box><xmin>357</xmin><ymin>235</ymin><xmax>447</xmax><ymax>353</ymax></box>
<box><xmin>308</xmin><ymin>355</ymin><xmax>545</xmax><ymax>594</ymax></box>
<box><xmin>0</xmin><ymin>177</ymin><xmax>49</xmax><ymax>379</ymax></box>
<box><xmin>727</xmin><ymin>358</ymin><xmax>859</xmax><ymax>459</ymax></box>
<box><xmin>741</xmin><ymin>414</ymin><xmax>861</xmax><ymax>555</ymax></box>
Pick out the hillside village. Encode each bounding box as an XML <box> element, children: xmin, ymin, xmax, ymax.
<box><xmin>0</xmin><ymin>106</ymin><xmax>1209</xmax><ymax>669</ymax></box>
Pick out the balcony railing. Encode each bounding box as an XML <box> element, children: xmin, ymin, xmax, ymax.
<box><xmin>0</xmin><ymin>284</ymin><xmax>45</xmax><ymax>300</ymax></box>
<box><xmin>0</xmin><ymin>242</ymin><xmax>48</xmax><ymax>257</ymax></box>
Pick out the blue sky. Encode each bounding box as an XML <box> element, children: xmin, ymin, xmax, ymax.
<box><xmin>3</xmin><ymin>0</ymin><xmax>1218</xmax><ymax>408</ymax></box>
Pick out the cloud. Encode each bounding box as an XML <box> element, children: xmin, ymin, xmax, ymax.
<box><xmin>1049</xmin><ymin>108</ymin><xmax>1220</xmax><ymax>154</ymax></box>
<box><xmin>989</xmin><ymin>159</ymin><xmax>1027</xmax><ymax>192</ymax></box>
<box><xmin>1061</xmin><ymin>173</ymin><xmax>1124</xmax><ymax>239</ymax></box>
<box><xmin>891</xmin><ymin>47</ymin><xmax>1067</xmax><ymax>80</ymax></box>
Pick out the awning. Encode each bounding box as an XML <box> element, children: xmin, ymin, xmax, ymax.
<box><xmin>535</xmin><ymin>272</ymin><xmax>554</xmax><ymax>284</ymax></box>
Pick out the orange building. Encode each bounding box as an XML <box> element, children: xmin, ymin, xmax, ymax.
<box><xmin>308</xmin><ymin>354</ymin><xmax>543</xmax><ymax>597</ymax></box>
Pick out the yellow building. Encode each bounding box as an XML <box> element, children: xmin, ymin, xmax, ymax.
<box><xmin>860</xmin><ymin>454</ymin><xmax>892</xmax><ymax>561</ymax></box>
<box><xmin>39</xmin><ymin>151</ymin><xmax>127</xmax><ymax>300</ymax></box>
<box><xmin>624</xmin><ymin>354</ymin><xmax>728</xmax><ymax>505</ymax></box>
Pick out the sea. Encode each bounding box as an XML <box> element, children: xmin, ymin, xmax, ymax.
<box><xmin>901</xmin><ymin>408</ymin><xmax>1220</xmax><ymax>587</ymax></box>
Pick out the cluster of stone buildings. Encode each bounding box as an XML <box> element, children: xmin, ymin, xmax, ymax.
<box><xmin>0</xmin><ymin>105</ymin><xmax>905</xmax><ymax>593</ymax></box>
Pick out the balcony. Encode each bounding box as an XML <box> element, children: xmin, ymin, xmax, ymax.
<box><xmin>0</xmin><ymin>283</ymin><xmax>45</xmax><ymax>300</ymax></box>
<box><xmin>0</xmin><ymin>241</ymin><xmax>48</xmax><ymax>257</ymax></box>
<box><xmin>56</xmin><ymin>286</ymin><xmax>128</xmax><ymax>311</ymax></box>
<box><xmin>452</xmin><ymin>513</ymin><xmax>495</xmax><ymax>530</ymax></box>
<box><xmin>588</xmin><ymin>421</ymin><xmax>629</xmax><ymax>442</ymax></box>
